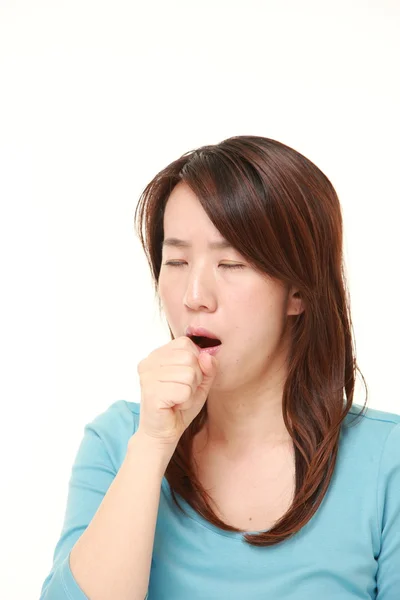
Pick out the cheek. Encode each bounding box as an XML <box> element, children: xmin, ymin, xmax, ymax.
<box><xmin>158</xmin><ymin>274</ymin><xmax>171</xmax><ymax>300</ymax></box>
<box><xmin>158</xmin><ymin>280</ymin><xmax>179</xmax><ymax>317</ymax></box>
<box><xmin>229</xmin><ymin>287</ymin><xmax>272</xmax><ymax>312</ymax></box>
<box><xmin>234</xmin><ymin>291</ymin><xmax>284</xmax><ymax>336</ymax></box>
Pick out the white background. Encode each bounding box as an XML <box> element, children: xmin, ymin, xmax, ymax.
<box><xmin>0</xmin><ymin>1</ymin><xmax>399</xmax><ymax>598</ymax></box>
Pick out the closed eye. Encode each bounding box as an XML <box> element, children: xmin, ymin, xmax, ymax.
<box><xmin>163</xmin><ymin>262</ymin><xmax>245</xmax><ymax>270</ymax></box>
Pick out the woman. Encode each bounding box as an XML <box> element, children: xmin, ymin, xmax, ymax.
<box><xmin>40</xmin><ymin>136</ymin><xmax>400</xmax><ymax>599</ymax></box>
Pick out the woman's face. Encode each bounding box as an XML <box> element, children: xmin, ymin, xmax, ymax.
<box><xmin>158</xmin><ymin>181</ymin><xmax>302</xmax><ymax>391</ymax></box>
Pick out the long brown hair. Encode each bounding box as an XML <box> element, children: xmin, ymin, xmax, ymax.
<box><xmin>134</xmin><ymin>135</ymin><xmax>368</xmax><ymax>547</ymax></box>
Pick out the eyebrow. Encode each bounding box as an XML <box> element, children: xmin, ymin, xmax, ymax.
<box><xmin>162</xmin><ymin>237</ymin><xmax>234</xmax><ymax>250</ymax></box>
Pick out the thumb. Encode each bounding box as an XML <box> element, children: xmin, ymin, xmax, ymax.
<box><xmin>197</xmin><ymin>352</ymin><xmax>219</xmax><ymax>395</ymax></box>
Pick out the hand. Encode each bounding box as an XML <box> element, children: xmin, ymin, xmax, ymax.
<box><xmin>136</xmin><ymin>335</ymin><xmax>219</xmax><ymax>447</ymax></box>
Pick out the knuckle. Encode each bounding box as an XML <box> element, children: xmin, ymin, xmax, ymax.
<box><xmin>196</xmin><ymin>367</ymin><xmax>203</xmax><ymax>386</ymax></box>
<box><xmin>185</xmin><ymin>350</ymin><xmax>200</xmax><ymax>368</ymax></box>
<box><xmin>177</xmin><ymin>335</ymin><xmax>199</xmax><ymax>353</ymax></box>
<box><xmin>171</xmin><ymin>349</ymin><xmax>195</xmax><ymax>367</ymax></box>
<box><xmin>137</xmin><ymin>356</ymin><xmax>152</xmax><ymax>374</ymax></box>
<box><xmin>192</xmin><ymin>365</ymin><xmax>202</xmax><ymax>386</ymax></box>
<box><xmin>170</xmin><ymin>335</ymin><xmax>186</xmax><ymax>347</ymax></box>
<box><xmin>177</xmin><ymin>383</ymin><xmax>192</xmax><ymax>402</ymax></box>
<box><xmin>185</xmin><ymin>370</ymin><xmax>198</xmax><ymax>393</ymax></box>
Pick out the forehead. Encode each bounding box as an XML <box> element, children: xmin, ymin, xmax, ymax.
<box><xmin>163</xmin><ymin>182</ymin><xmax>222</xmax><ymax>238</ymax></box>
<box><xmin>164</xmin><ymin>182</ymin><xmax>203</xmax><ymax>218</ymax></box>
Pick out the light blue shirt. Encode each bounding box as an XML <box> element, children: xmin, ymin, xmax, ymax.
<box><xmin>39</xmin><ymin>399</ymin><xmax>400</xmax><ymax>599</ymax></box>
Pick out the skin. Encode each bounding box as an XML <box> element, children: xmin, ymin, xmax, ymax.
<box><xmin>158</xmin><ymin>181</ymin><xmax>304</xmax><ymax>460</ymax></box>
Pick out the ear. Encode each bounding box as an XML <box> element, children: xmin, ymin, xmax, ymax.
<box><xmin>287</xmin><ymin>287</ymin><xmax>305</xmax><ymax>316</ymax></box>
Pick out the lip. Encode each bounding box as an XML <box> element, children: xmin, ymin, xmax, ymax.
<box><xmin>185</xmin><ymin>325</ymin><xmax>221</xmax><ymax>341</ymax></box>
<box><xmin>196</xmin><ymin>344</ymin><xmax>222</xmax><ymax>356</ymax></box>
<box><xmin>185</xmin><ymin>325</ymin><xmax>222</xmax><ymax>355</ymax></box>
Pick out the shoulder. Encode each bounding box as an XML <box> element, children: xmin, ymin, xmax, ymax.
<box><xmin>341</xmin><ymin>402</ymin><xmax>400</xmax><ymax>471</ymax></box>
<box><xmin>85</xmin><ymin>399</ymin><xmax>141</xmax><ymax>432</ymax></box>
<box><xmin>80</xmin><ymin>399</ymin><xmax>142</xmax><ymax>470</ymax></box>
<box><xmin>343</xmin><ymin>402</ymin><xmax>400</xmax><ymax>436</ymax></box>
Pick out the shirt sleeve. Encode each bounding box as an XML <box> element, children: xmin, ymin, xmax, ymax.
<box><xmin>376</xmin><ymin>421</ymin><xmax>400</xmax><ymax>599</ymax></box>
<box><xmin>39</xmin><ymin>400</ymin><xmax>141</xmax><ymax>600</ymax></box>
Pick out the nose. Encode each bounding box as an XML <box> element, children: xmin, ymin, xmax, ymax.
<box><xmin>183</xmin><ymin>266</ymin><xmax>217</xmax><ymax>312</ymax></box>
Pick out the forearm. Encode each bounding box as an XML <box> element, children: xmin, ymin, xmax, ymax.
<box><xmin>69</xmin><ymin>432</ymin><xmax>174</xmax><ymax>600</ymax></box>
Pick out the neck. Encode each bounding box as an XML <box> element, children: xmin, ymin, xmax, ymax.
<box><xmin>201</xmin><ymin>374</ymin><xmax>292</xmax><ymax>459</ymax></box>
<box><xmin>196</xmin><ymin>326</ymin><xmax>295</xmax><ymax>458</ymax></box>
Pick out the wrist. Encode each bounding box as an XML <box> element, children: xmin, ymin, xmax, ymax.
<box><xmin>127</xmin><ymin>430</ymin><xmax>177</xmax><ymax>473</ymax></box>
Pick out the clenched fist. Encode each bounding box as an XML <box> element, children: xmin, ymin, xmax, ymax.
<box><xmin>136</xmin><ymin>335</ymin><xmax>219</xmax><ymax>447</ymax></box>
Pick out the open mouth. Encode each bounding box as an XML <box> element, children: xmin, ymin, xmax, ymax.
<box><xmin>189</xmin><ymin>335</ymin><xmax>222</xmax><ymax>348</ymax></box>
